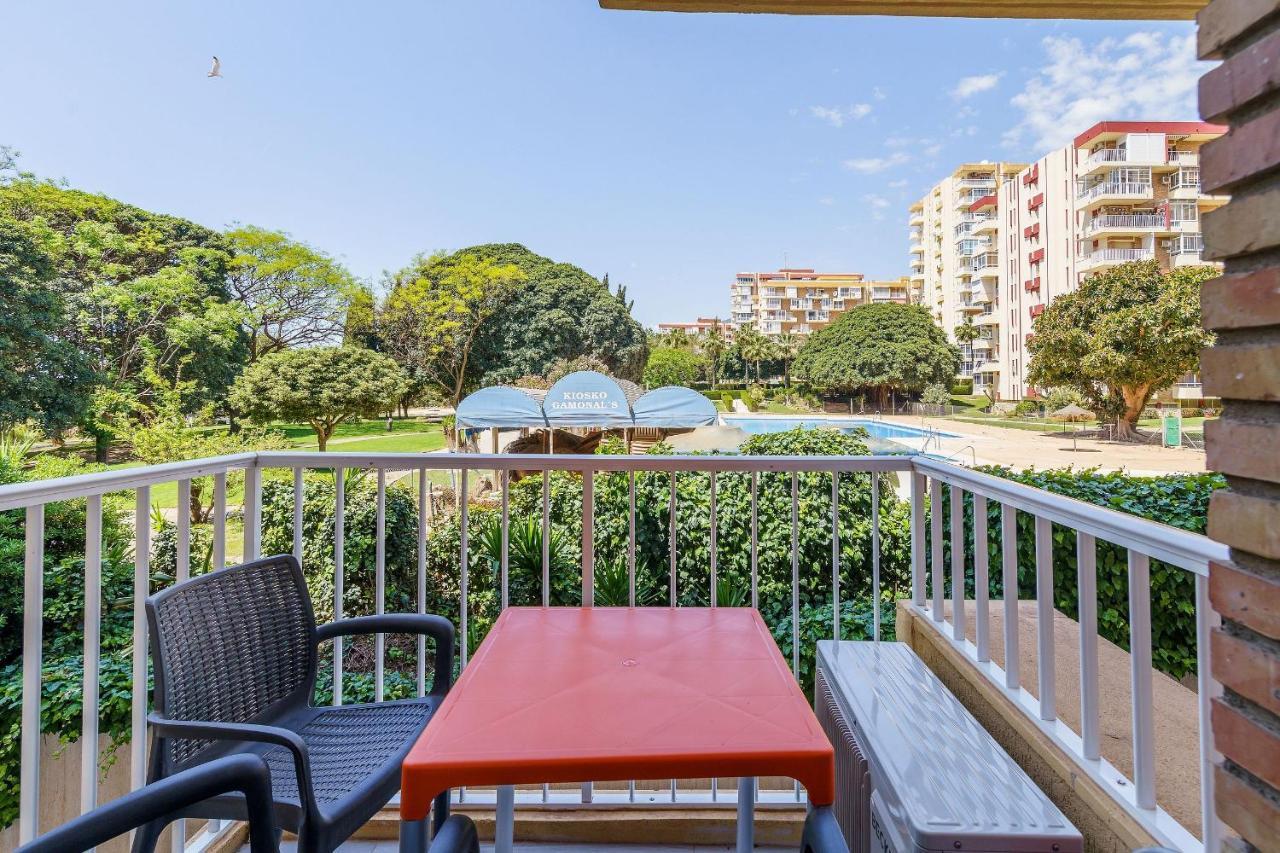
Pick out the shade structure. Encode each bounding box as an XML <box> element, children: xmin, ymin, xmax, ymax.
<box><xmin>631</xmin><ymin>386</ymin><xmax>719</xmax><ymax>428</ymax></box>
<box><xmin>1050</xmin><ymin>403</ymin><xmax>1094</xmax><ymax>421</ymax></box>
<box><xmin>543</xmin><ymin>371</ymin><xmax>637</xmax><ymax>429</ymax></box>
<box><xmin>455</xmin><ymin>386</ymin><xmax>547</xmax><ymax>430</ymax></box>
<box><xmin>454</xmin><ymin>372</ymin><xmax>722</xmax><ymax>431</ymax></box>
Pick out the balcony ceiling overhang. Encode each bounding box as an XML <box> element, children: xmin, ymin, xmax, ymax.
<box><xmin>598</xmin><ymin>0</ymin><xmax>1203</xmax><ymax>20</ymax></box>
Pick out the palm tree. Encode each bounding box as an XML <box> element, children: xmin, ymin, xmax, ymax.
<box><xmin>734</xmin><ymin>326</ymin><xmax>771</xmax><ymax>384</ymax></box>
<box><xmin>953</xmin><ymin>318</ymin><xmax>980</xmax><ymax>345</ymax></box>
<box><xmin>775</xmin><ymin>332</ymin><xmax>800</xmax><ymax>388</ymax></box>
<box><xmin>700</xmin><ymin>324</ymin><xmax>727</xmax><ymax>388</ymax></box>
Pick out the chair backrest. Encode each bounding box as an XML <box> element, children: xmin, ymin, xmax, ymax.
<box><xmin>147</xmin><ymin>555</ymin><xmax>317</xmax><ymax>769</ymax></box>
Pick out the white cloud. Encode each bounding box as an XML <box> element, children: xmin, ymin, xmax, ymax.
<box><xmin>873</xmin><ymin>86</ymin><xmax>887</xmax><ymax>101</ymax></box>
<box><xmin>888</xmin><ymin>179</ymin><xmax>909</xmax><ymax>188</ymax></box>
<box><xmin>952</xmin><ymin>73</ymin><xmax>1002</xmax><ymax>99</ymax></box>
<box><xmin>862</xmin><ymin>193</ymin><xmax>891</xmax><ymax>209</ymax></box>
<box><xmin>809</xmin><ymin>103</ymin><xmax>873</xmax><ymax>127</ymax></box>
<box><xmin>841</xmin><ymin>151</ymin><xmax>910</xmax><ymax>173</ymax></box>
<box><xmin>818</xmin><ymin>196</ymin><xmax>836</xmax><ymax>206</ymax></box>
<box><xmin>1003</xmin><ymin>31</ymin><xmax>1210</xmax><ymax>152</ymax></box>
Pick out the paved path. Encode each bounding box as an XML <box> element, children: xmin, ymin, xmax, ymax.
<box><xmin>885</xmin><ymin>414</ymin><xmax>1208</xmax><ymax>474</ymax></box>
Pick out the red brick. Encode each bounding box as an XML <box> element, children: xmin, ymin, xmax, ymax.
<box><xmin>1203</xmin><ymin>183</ymin><xmax>1280</xmax><ymax>260</ymax></box>
<box><xmin>1199</xmin><ymin>26</ymin><xmax>1280</xmax><ymax>122</ymax></box>
<box><xmin>1202</xmin><ymin>268</ymin><xmax>1280</xmax><ymax>331</ymax></box>
<box><xmin>1198</xmin><ymin>0</ymin><xmax>1280</xmax><ymax>59</ymax></box>
<box><xmin>1211</xmin><ymin>559</ymin><xmax>1280</xmax><ymax>639</ymax></box>
<box><xmin>1212</xmin><ymin>628</ymin><xmax>1280</xmax><ymax>716</ymax></box>
<box><xmin>1213</xmin><ymin>697</ymin><xmax>1280</xmax><ymax>790</ymax></box>
<box><xmin>1201</xmin><ymin>108</ymin><xmax>1280</xmax><ymax>192</ymax></box>
<box><xmin>1201</xmin><ymin>340</ymin><xmax>1280</xmax><ymax>401</ymax></box>
<box><xmin>1215</xmin><ymin>764</ymin><xmax>1280</xmax><ymax>853</ymax></box>
<box><xmin>1206</xmin><ymin>419</ymin><xmax>1280</xmax><ymax>483</ymax></box>
<box><xmin>1210</xmin><ymin>491</ymin><xmax>1280</xmax><ymax>558</ymax></box>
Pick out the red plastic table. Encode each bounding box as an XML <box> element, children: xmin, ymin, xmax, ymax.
<box><xmin>400</xmin><ymin>607</ymin><xmax>835</xmax><ymax>852</ymax></box>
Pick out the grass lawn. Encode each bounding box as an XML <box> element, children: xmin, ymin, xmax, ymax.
<box><xmin>96</xmin><ymin>418</ymin><xmax>447</xmax><ymax>509</ymax></box>
<box><xmin>760</xmin><ymin>401</ymin><xmax>814</xmax><ymax>415</ymax></box>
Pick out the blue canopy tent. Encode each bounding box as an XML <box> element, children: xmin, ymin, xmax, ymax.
<box><xmin>452</xmin><ymin>373</ymin><xmax>719</xmax><ymax>453</ymax></box>
<box><xmin>631</xmin><ymin>386</ymin><xmax>718</xmax><ymax>428</ymax></box>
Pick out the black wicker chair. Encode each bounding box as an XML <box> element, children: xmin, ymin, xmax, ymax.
<box><xmin>137</xmin><ymin>554</ymin><xmax>455</xmax><ymax>853</ymax></box>
<box><xmin>800</xmin><ymin>806</ymin><xmax>850</xmax><ymax>853</ymax></box>
<box><xmin>18</xmin><ymin>754</ymin><xmax>279</xmax><ymax>853</ymax></box>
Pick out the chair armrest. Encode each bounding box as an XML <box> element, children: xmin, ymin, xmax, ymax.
<box><xmin>148</xmin><ymin>713</ymin><xmax>318</xmax><ymax>816</ymax></box>
<box><xmin>316</xmin><ymin>614</ymin><xmax>456</xmax><ymax>694</ymax></box>
<box><xmin>429</xmin><ymin>814</ymin><xmax>480</xmax><ymax>853</ymax></box>
<box><xmin>801</xmin><ymin>806</ymin><xmax>849</xmax><ymax>853</ymax></box>
<box><xmin>17</xmin><ymin>754</ymin><xmax>278</xmax><ymax>853</ymax></box>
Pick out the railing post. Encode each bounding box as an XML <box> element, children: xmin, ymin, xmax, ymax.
<box><xmin>1001</xmin><ymin>504</ymin><xmax>1020</xmax><ymax>690</ymax></box>
<box><xmin>1076</xmin><ymin>532</ymin><xmax>1100</xmax><ymax>760</ymax></box>
<box><xmin>243</xmin><ymin>464</ymin><xmax>261</xmax><ymax>561</ymax></box>
<box><xmin>1128</xmin><ymin>551</ymin><xmax>1156</xmax><ymax>810</ymax></box>
<box><xmin>375</xmin><ymin>468</ymin><xmax>386</xmax><ymax>702</ymax></box>
<box><xmin>910</xmin><ymin>471</ymin><xmax>926</xmax><ymax>606</ymax></box>
<box><xmin>82</xmin><ymin>494</ymin><xmax>102</xmax><ymax>815</ymax></box>
<box><xmin>972</xmin><ymin>494</ymin><xmax>988</xmax><ymax>661</ymax></box>
<box><xmin>929</xmin><ymin>477</ymin><xmax>943</xmax><ymax>621</ymax></box>
<box><xmin>582</xmin><ymin>470</ymin><xmax>594</xmax><ymax>606</ymax></box>
<box><xmin>1034</xmin><ymin>515</ymin><xmax>1056</xmax><ymax>721</ymax></box>
<box><xmin>20</xmin><ymin>505</ymin><xmax>44</xmax><ymax>845</ymax></box>
<box><xmin>333</xmin><ymin>467</ymin><xmax>345</xmax><ymax>704</ymax></box>
<box><xmin>950</xmin><ymin>485</ymin><xmax>966</xmax><ymax>643</ymax></box>
<box><xmin>131</xmin><ymin>486</ymin><xmax>151</xmax><ymax>791</ymax></box>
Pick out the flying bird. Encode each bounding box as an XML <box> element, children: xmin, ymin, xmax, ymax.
<box><xmin>207</xmin><ymin>56</ymin><xmax>222</xmax><ymax>78</ymax></box>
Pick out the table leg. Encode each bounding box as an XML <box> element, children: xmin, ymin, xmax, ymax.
<box><xmin>496</xmin><ymin>784</ymin><xmax>516</xmax><ymax>853</ymax></box>
<box><xmin>399</xmin><ymin>816</ymin><xmax>428</xmax><ymax>853</ymax></box>
<box><xmin>737</xmin><ymin>776</ymin><xmax>756</xmax><ymax>852</ymax></box>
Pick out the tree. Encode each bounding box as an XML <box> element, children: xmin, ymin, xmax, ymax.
<box><xmin>644</xmin><ymin>347</ymin><xmax>705</xmax><ymax>388</ymax></box>
<box><xmin>381</xmin><ymin>252</ymin><xmax>525</xmax><ymax>407</ymax></box>
<box><xmin>775</xmin><ymin>332</ymin><xmax>801</xmax><ymax>388</ymax></box>
<box><xmin>793</xmin><ymin>304</ymin><xmax>959</xmax><ymax>408</ymax></box>
<box><xmin>224</xmin><ymin>225</ymin><xmax>358</xmax><ymax>360</ymax></box>
<box><xmin>0</xmin><ymin>177</ymin><xmax>248</xmax><ymax>459</ymax></box>
<box><xmin>0</xmin><ymin>220</ymin><xmax>95</xmax><ymax>433</ymax></box>
<box><xmin>1027</xmin><ymin>260</ymin><xmax>1216</xmax><ymax>440</ymax></box>
<box><xmin>229</xmin><ymin>347</ymin><xmax>409</xmax><ymax>450</ymax></box>
<box><xmin>699</xmin><ymin>325</ymin><xmax>728</xmax><ymax>388</ymax></box>
<box><xmin>734</xmin><ymin>325</ymin><xmax>774</xmax><ymax>384</ymax></box>
<box><xmin>460</xmin><ymin>245</ymin><xmax>649</xmax><ymax>385</ymax></box>
<box><xmin>953</xmin><ymin>318</ymin><xmax>980</xmax><ymax>345</ymax></box>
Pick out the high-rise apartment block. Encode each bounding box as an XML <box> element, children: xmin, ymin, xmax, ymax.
<box><xmin>730</xmin><ymin>269</ymin><xmax>913</xmax><ymax>336</ymax></box>
<box><xmin>911</xmin><ymin>122</ymin><xmax>1225</xmax><ymax>400</ymax></box>
<box><xmin>909</xmin><ymin>162</ymin><xmax>1027</xmax><ymax>386</ymax></box>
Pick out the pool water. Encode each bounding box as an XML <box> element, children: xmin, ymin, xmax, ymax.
<box><xmin>724</xmin><ymin>416</ymin><xmax>957</xmax><ymax>443</ymax></box>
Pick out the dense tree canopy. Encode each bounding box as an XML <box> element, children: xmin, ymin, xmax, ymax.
<box><xmin>460</xmin><ymin>244</ymin><xmax>649</xmax><ymax>386</ymax></box>
<box><xmin>643</xmin><ymin>347</ymin><xmax>705</xmax><ymax>388</ymax></box>
<box><xmin>230</xmin><ymin>347</ymin><xmax>408</xmax><ymax>450</ymax></box>
<box><xmin>0</xmin><ymin>177</ymin><xmax>246</xmax><ymax>456</ymax></box>
<box><xmin>794</xmin><ymin>304</ymin><xmax>959</xmax><ymax>406</ymax></box>
<box><xmin>1027</xmin><ymin>260</ymin><xmax>1216</xmax><ymax>439</ymax></box>
<box><xmin>0</xmin><ymin>220</ymin><xmax>95</xmax><ymax>432</ymax></box>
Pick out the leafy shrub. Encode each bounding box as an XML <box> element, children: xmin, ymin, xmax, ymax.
<box><xmin>721</xmin><ymin>392</ymin><xmax>734</xmax><ymax>409</ymax></box>
<box><xmin>1045</xmin><ymin>387</ymin><xmax>1086</xmax><ymax>412</ymax></box>
<box><xmin>1013</xmin><ymin>399</ymin><xmax>1042</xmax><ymax>417</ymax></box>
<box><xmin>929</xmin><ymin>467</ymin><xmax>1223</xmax><ymax>678</ymax></box>
<box><xmin>745</xmin><ymin>385</ymin><xmax>766</xmax><ymax>412</ymax></box>
<box><xmin>921</xmin><ymin>384</ymin><xmax>951</xmax><ymax>406</ymax></box>
<box><xmin>771</xmin><ymin>600</ymin><xmax>897</xmax><ymax>697</ymax></box>
<box><xmin>950</xmin><ymin>378</ymin><xmax>974</xmax><ymax>395</ymax></box>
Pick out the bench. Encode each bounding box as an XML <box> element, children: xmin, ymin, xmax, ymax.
<box><xmin>815</xmin><ymin>641</ymin><xmax>1083</xmax><ymax>853</ymax></box>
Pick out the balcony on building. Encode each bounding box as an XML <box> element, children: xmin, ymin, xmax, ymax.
<box><xmin>1078</xmin><ymin>245</ymin><xmax>1156</xmax><ymax>271</ymax></box>
<box><xmin>968</xmin><ymin>252</ymin><xmax>1000</xmax><ymax>277</ymax></box>
<box><xmin>1076</xmin><ymin>174</ymin><xmax>1154</xmax><ymax>207</ymax></box>
<box><xmin>1169</xmin><ymin>233</ymin><xmax>1206</xmax><ymax>266</ymax></box>
<box><xmin>1167</xmin><ymin>167</ymin><xmax>1202</xmax><ymax>199</ymax></box>
<box><xmin>1084</xmin><ymin>211</ymin><xmax>1169</xmax><ymax>236</ymax></box>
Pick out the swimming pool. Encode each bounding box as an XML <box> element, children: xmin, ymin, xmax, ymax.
<box><xmin>723</xmin><ymin>416</ymin><xmax>957</xmax><ymax>442</ymax></box>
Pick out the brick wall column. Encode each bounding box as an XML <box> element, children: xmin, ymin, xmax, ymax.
<box><xmin>1196</xmin><ymin>1</ymin><xmax>1280</xmax><ymax>849</ymax></box>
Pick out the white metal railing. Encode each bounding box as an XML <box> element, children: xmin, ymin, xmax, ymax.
<box><xmin>1087</xmin><ymin>214</ymin><xmax>1166</xmax><ymax>232</ymax></box>
<box><xmin>3</xmin><ymin>449</ymin><xmax>1227</xmax><ymax>851</ymax></box>
<box><xmin>1082</xmin><ymin>247</ymin><xmax>1154</xmax><ymax>265</ymax></box>
<box><xmin>958</xmin><ymin>177</ymin><xmax>998</xmax><ymax>189</ymax></box>
<box><xmin>1077</xmin><ymin>181</ymin><xmax>1153</xmax><ymax>201</ymax></box>
<box><xmin>1172</xmin><ymin>234</ymin><xmax>1205</xmax><ymax>255</ymax></box>
<box><xmin>1085</xmin><ymin>148</ymin><xmax>1129</xmax><ymax>167</ymax></box>
<box><xmin>1168</xmin><ymin>150</ymin><xmax>1199</xmax><ymax>165</ymax></box>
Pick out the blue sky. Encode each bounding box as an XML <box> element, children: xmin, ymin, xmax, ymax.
<box><xmin>1</xmin><ymin>1</ymin><xmax>1206</xmax><ymax>327</ymax></box>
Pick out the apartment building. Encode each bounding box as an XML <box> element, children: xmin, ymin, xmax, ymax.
<box><xmin>655</xmin><ymin>317</ymin><xmax>735</xmax><ymax>343</ymax></box>
<box><xmin>995</xmin><ymin>121</ymin><xmax>1226</xmax><ymax>400</ymax></box>
<box><xmin>731</xmin><ymin>268</ymin><xmax>912</xmax><ymax>336</ymax></box>
<box><xmin>909</xmin><ymin>162</ymin><xmax>1027</xmax><ymax>387</ymax></box>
